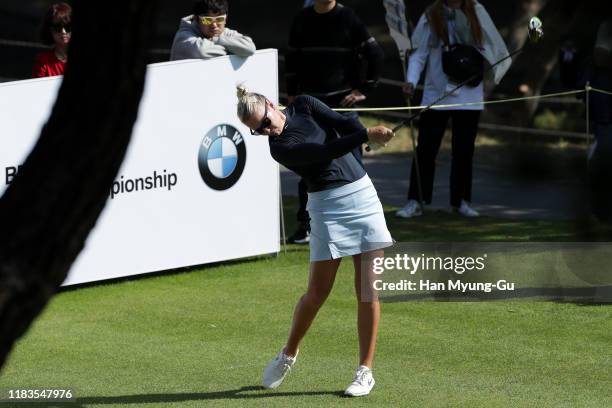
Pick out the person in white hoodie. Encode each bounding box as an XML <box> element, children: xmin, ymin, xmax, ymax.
<box><xmin>170</xmin><ymin>0</ymin><xmax>256</xmax><ymax>61</ymax></box>
<box><xmin>396</xmin><ymin>0</ymin><xmax>509</xmax><ymax>219</ymax></box>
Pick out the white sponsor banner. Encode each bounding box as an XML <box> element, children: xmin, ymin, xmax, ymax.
<box><xmin>0</xmin><ymin>49</ymin><xmax>280</xmax><ymax>285</ymax></box>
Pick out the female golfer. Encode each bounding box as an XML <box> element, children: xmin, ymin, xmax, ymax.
<box><xmin>236</xmin><ymin>85</ymin><xmax>393</xmax><ymax>397</ymax></box>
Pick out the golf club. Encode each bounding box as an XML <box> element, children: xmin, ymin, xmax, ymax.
<box><xmin>366</xmin><ymin>16</ymin><xmax>545</xmax><ymax>151</ymax></box>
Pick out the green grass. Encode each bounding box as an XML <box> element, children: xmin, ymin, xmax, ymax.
<box><xmin>0</xmin><ymin>200</ymin><xmax>610</xmax><ymax>407</ymax></box>
<box><xmin>282</xmin><ymin>196</ymin><xmax>610</xmax><ymax>243</ymax></box>
<box><xmin>534</xmin><ymin>108</ymin><xmax>585</xmax><ymax>133</ymax></box>
<box><xmin>385</xmin><ymin>208</ymin><xmax>579</xmax><ymax>242</ymax></box>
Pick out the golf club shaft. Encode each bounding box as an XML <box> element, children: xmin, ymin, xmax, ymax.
<box><xmin>392</xmin><ymin>47</ymin><xmax>524</xmax><ymax>133</ymax></box>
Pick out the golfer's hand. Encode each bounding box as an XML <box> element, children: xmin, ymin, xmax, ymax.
<box><xmin>367</xmin><ymin>126</ymin><xmax>394</xmax><ymax>147</ymax></box>
<box><xmin>340</xmin><ymin>89</ymin><xmax>366</xmax><ymax>107</ymax></box>
<box><xmin>402</xmin><ymin>82</ymin><xmax>415</xmax><ymax>98</ymax></box>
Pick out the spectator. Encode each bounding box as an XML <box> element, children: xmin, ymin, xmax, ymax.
<box><xmin>580</xmin><ymin>20</ymin><xmax>612</xmax><ymax>136</ymax></box>
<box><xmin>285</xmin><ymin>0</ymin><xmax>384</xmax><ymax>243</ymax></box>
<box><xmin>170</xmin><ymin>0</ymin><xmax>255</xmax><ymax>61</ymax></box>
<box><xmin>558</xmin><ymin>35</ymin><xmax>582</xmax><ymax>89</ymax></box>
<box><xmin>32</xmin><ymin>2</ymin><xmax>72</xmax><ymax>78</ymax></box>
<box><xmin>396</xmin><ymin>0</ymin><xmax>509</xmax><ymax>218</ymax></box>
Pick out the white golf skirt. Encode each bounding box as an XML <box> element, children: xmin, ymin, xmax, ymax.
<box><xmin>306</xmin><ymin>174</ymin><xmax>394</xmax><ymax>262</ymax></box>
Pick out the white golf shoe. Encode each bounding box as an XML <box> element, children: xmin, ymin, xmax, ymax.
<box><xmin>262</xmin><ymin>348</ymin><xmax>298</xmax><ymax>389</ymax></box>
<box><xmin>344</xmin><ymin>365</ymin><xmax>375</xmax><ymax>397</ymax></box>
<box><xmin>455</xmin><ymin>200</ymin><xmax>480</xmax><ymax>217</ymax></box>
<box><xmin>395</xmin><ymin>199</ymin><xmax>422</xmax><ymax>218</ymax></box>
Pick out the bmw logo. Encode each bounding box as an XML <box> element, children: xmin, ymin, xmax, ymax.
<box><xmin>198</xmin><ymin>124</ymin><xmax>246</xmax><ymax>190</ymax></box>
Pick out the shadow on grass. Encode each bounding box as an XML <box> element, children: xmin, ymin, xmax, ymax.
<box><xmin>282</xmin><ymin>194</ymin><xmax>612</xmax><ymax>242</ymax></box>
<box><xmin>382</xmin><ymin>286</ymin><xmax>612</xmax><ymax>303</ymax></box>
<box><xmin>5</xmin><ymin>404</ymin><xmax>82</xmax><ymax>408</ymax></box>
<box><xmin>76</xmin><ymin>386</ymin><xmax>345</xmax><ymax>405</ymax></box>
<box><xmin>384</xmin><ymin>209</ymin><xmax>579</xmax><ymax>242</ymax></box>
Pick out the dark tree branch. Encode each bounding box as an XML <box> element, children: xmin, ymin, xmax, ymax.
<box><xmin>483</xmin><ymin>0</ymin><xmax>549</xmax><ymax>99</ymax></box>
<box><xmin>0</xmin><ymin>0</ymin><xmax>158</xmax><ymax>369</ymax></box>
<box><xmin>485</xmin><ymin>0</ymin><xmax>581</xmax><ymax>125</ymax></box>
<box><xmin>504</xmin><ymin>0</ymin><xmax>549</xmax><ymax>56</ymax></box>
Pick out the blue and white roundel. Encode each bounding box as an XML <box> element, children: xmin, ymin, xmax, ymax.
<box><xmin>198</xmin><ymin>124</ymin><xmax>247</xmax><ymax>191</ymax></box>
<box><xmin>207</xmin><ymin>137</ymin><xmax>238</xmax><ymax>179</ymax></box>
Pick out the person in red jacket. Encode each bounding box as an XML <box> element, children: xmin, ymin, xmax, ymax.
<box><xmin>32</xmin><ymin>2</ymin><xmax>72</xmax><ymax>78</ymax></box>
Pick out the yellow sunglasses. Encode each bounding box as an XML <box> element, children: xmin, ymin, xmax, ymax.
<box><xmin>199</xmin><ymin>15</ymin><xmax>227</xmax><ymax>25</ymax></box>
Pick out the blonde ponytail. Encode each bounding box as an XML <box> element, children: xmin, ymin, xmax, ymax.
<box><xmin>236</xmin><ymin>83</ymin><xmax>267</xmax><ymax>122</ymax></box>
<box><xmin>236</xmin><ymin>84</ymin><xmax>249</xmax><ymax>100</ymax></box>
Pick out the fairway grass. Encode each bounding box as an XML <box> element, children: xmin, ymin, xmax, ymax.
<box><xmin>0</xmin><ymin>203</ymin><xmax>610</xmax><ymax>407</ymax></box>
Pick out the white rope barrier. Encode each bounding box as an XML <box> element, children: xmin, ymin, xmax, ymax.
<box><xmin>333</xmin><ymin>90</ymin><xmax>587</xmax><ymax>112</ymax></box>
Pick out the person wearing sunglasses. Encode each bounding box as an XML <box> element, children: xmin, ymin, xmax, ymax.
<box><xmin>236</xmin><ymin>84</ymin><xmax>394</xmax><ymax>397</ymax></box>
<box><xmin>32</xmin><ymin>2</ymin><xmax>72</xmax><ymax>78</ymax></box>
<box><xmin>170</xmin><ymin>0</ymin><xmax>255</xmax><ymax>61</ymax></box>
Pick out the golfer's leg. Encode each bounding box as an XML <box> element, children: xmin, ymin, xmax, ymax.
<box><xmin>352</xmin><ymin>251</ymin><xmax>382</xmax><ymax>368</ymax></box>
<box><xmin>285</xmin><ymin>258</ymin><xmax>342</xmax><ymax>357</ymax></box>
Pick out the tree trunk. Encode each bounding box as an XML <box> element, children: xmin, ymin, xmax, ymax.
<box><xmin>504</xmin><ymin>0</ymin><xmax>550</xmax><ymax>56</ymax></box>
<box><xmin>482</xmin><ymin>0</ymin><xmax>549</xmax><ymax>98</ymax></box>
<box><xmin>504</xmin><ymin>0</ymin><xmax>600</xmax><ymax>126</ymax></box>
<box><xmin>485</xmin><ymin>0</ymin><xmax>584</xmax><ymax>126</ymax></box>
<box><xmin>0</xmin><ymin>0</ymin><xmax>158</xmax><ymax>370</ymax></box>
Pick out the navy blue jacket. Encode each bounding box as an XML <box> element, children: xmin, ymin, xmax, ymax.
<box><xmin>269</xmin><ymin>95</ymin><xmax>367</xmax><ymax>192</ymax></box>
